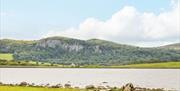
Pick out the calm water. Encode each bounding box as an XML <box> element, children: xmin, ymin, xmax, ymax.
<box><xmin>0</xmin><ymin>68</ymin><xmax>180</xmax><ymax>90</ymax></box>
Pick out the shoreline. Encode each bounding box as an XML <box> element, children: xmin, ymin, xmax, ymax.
<box><xmin>0</xmin><ymin>82</ymin><xmax>167</xmax><ymax>91</ymax></box>
<box><xmin>0</xmin><ymin>66</ymin><xmax>180</xmax><ymax>69</ymax></box>
<box><xmin>1</xmin><ymin>62</ymin><xmax>180</xmax><ymax>69</ymax></box>
<box><xmin>0</xmin><ymin>65</ymin><xmax>180</xmax><ymax>69</ymax></box>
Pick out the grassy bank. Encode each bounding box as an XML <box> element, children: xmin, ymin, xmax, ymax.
<box><xmin>0</xmin><ymin>53</ymin><xmax>180</xmax><ymax>68</ymax></box>
<box><xmin>0</xmin><ymin>84</ymin><xmax>164</xmax><ymax>91</ymax></box>
<box><xmin>108</xmin><ymin>62</ymin><xmax>180</xmax><ymax>68</ymax></box>
<box><xmin>0</xmin><ymin>62</ymin><xmax>180</xmax><ymax>68</ymax></box>
<box><xmin>0</xmin><ymin>53</ymin><xmax>13</xmax><ymax>60</ymax></box>
<box><xmin>0</xmin><ymin>86</ymin><xmax>81</xmax><ymax>91</ymax></box>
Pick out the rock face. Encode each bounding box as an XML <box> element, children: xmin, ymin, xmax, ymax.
<box><xmin>64</xmin><ymin>83</ymin><xmax>71</xmax><ymax>88</ymax></box>
<box><xmin>122</xmin><ymin>83</ymin><xmax>135</xmax><ymax>91</ymax></box>
<box><xmin>51</xmin><ymin>84</ymin><xmax>62</xmax><ymax>88</ymax></box>
<box><xmin>37</xmin><ymin>39</ymin><xmax>61</xmax><ymax>48</ymax></box>
<box><xmin>19</xmin><ymin>81</ymin><xmax>28</xmax><ymax>86</ymax></box>
<box><xmin>85</xmin><ymin>85</ymin><xmax>95</xmax><ymax>89</ymax></box>
<box><xmin>37</xmin><ymin>38</ymin><xmax>84</xmax><ymax>52</ymax></box>
<box><xmin>93</xmin><ymin>45</ymin><xmax>102</xmax><ymax>53</ymax></box>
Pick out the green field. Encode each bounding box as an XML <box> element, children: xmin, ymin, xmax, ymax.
<box><xmin>109</xmin><ymin>62</ymin><xmax>180</xmax><ymax>68</ymax></box>
<box><xmin>0</xmin><ymin>85</ymin><xmax>164</xmax><ymax>91</ymax></box>
<box><xmin>0</xmin><ymin>86</ymin><xmax>81</xmax><ymax>91</ymax></box>
<box><xmin>0</xmin><ymin>53</ymin><xmax>13</xmax><ymax>60</ymax></box>
<box><xmin>0</xmin><ymin>53</ymin><xmax>63</xmax><ymax>67</ymax></box>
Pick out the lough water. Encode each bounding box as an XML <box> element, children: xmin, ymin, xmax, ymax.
<box><xmin>0</xmin><ymin>68</ymin><xmax>180</xmax><ymax>90</ymax></box>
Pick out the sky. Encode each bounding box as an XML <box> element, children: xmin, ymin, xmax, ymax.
<box><xmin>0</xmin><ymin>0</ymin><xmax>179</xmax><ymax>47</ymax></box>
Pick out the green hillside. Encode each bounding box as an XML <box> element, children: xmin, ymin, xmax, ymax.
<box><xmin>0</xmin><ymin>36</ymin><xmax>180</xmax><ymax>65</ymax></box>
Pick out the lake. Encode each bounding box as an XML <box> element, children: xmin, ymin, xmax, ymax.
<box><xmin>0</xmin><ymin>68</ymin><xmax>180</xmax><ymax>90</ymax></box>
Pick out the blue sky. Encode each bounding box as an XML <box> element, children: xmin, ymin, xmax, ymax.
<box><xmin>0</xmin><ymin>0</ymin><xmax>179</xmax><ymax>47</ymax></box>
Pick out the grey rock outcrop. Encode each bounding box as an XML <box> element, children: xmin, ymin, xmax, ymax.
<box><xmin>122</xmin><ymin>83</ymin><xmax>135</xmax><ymax>91</ymax></box>
<box><xmin>37</xmin><ymin>39</ymin><xmax>83</xmax><ymax>52</ymax></box>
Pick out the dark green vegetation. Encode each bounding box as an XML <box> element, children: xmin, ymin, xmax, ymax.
<box><xmin>0</xmin><ymin>36</ymin><xmax>180</xmax><ymax>66</ymax></box>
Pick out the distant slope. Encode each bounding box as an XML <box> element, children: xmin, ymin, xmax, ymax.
<box><xmin>160</xmin><ymin>43</ymin><xmax>180</xmax><ymax>50</ymax></box>
<box><xmin>0</xmin><ymin>36</ymin><xmax>180</xmax><ymax>65</ymax></box>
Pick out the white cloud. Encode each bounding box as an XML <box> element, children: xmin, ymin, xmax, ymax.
<box><xmin>44</xmin><ymin>1</ymin><xmax>180</xmax><ymax>47</ymax></box>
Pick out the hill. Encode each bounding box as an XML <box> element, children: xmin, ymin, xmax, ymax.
<box><xmin>159</xmin><ymin>43</ymin><xmax>180</xmax><ymax>50</ymax></box>
<box><xmin>0</xmin><ymin>36</ymin><xmax>180</xmax><ymax>65</ymax></box>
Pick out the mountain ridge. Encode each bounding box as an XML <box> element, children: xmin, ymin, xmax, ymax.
<box><xmin>1</xmin><ymin>36</ymin><xmax>179</xmax><ymax>48</ymax></box>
